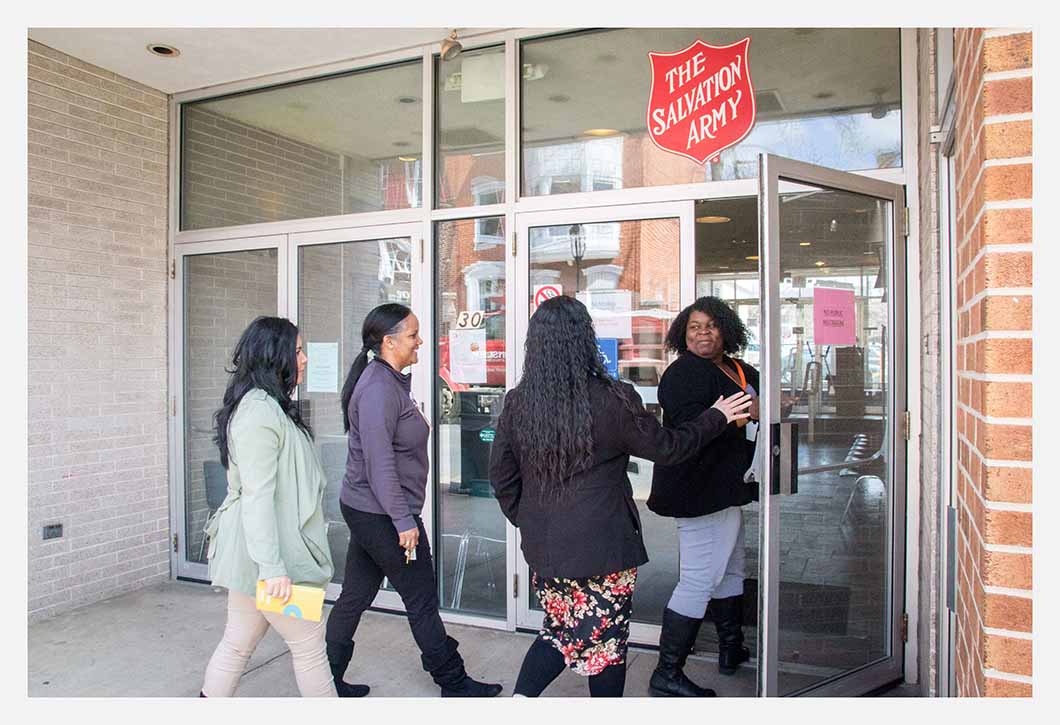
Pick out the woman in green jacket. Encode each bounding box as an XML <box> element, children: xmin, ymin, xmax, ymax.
<box><xmin>200</xmin><ymin>316</ymin><xmax>368</xmax><ymax>697</ymax></box>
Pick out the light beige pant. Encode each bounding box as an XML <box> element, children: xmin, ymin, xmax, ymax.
<box><xmin>202</xmin><ymin>589</ymin><xmax>337</xmax><ymax>697</ymax></box>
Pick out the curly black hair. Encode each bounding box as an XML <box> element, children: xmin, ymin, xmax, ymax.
<box><xmin>505</xmin><ymin>295</ymin><xmax>641</xmax><ymax>502</ymax></box>
<box><xmin>665</xmin><ymin>296</ymin><xmax>749</xmax><ymax>355</ymax></box>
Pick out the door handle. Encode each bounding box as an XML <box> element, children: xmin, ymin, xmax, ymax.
<box><xmin>770</xmin><ymin>422</ymin><xmax>799</xmax><ymax>496</ymax></box>
<box><xmin>780</xmin><ymin>421</ymin><xmax>799</xmax><ymax>495</ymax></box>
<box><xmin>769</xmin><ymin>422</ymin><xmax>780</xmax><ymax>495</ymax></box>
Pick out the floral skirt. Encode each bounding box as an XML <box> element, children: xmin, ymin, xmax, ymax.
<box><xmin>533</xmin><ymin>567</ymin><xmax>638</xmax><ymax>676</ymax></box>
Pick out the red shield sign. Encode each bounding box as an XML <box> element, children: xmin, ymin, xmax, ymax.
<box><xmin>646</xmin><ymin>38</ymin><xmax>756</xmax><ymax>165</ymax></box>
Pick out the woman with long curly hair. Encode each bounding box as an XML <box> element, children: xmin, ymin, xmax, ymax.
<box><xmin>201</xmin><ymin>316</ymin><xmax>346</xmax><ymax>697</ymax></box>
<box><xmin>646</xmin><ymin>296</ymin><xmax>761</xmax><ymax>697</ymax></box>
<box><xmin>489</xmin><ymin>295</ymin><xmax>752</xmax><ymax>697</ymax></box>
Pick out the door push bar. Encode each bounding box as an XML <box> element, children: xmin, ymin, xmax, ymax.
<box><xmin>769</xmin><ymin>422</ymin><xmax>799</xmax><ymax>496</ymax></box>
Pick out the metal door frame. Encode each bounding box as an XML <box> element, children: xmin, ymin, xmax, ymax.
<box><xmin>758</xmin><ymin>153</ymin><xmax>907</xmax><ymax>696</ymax></box>
<box><xmin>169</xmin><ymin>234</ymin><xmax>287</xmax><ymax>582</ymax></box>
<box><xmin>287</xmin><ymin>223</ymin><xmax>426</xmax><ymax>613</ymax></box>
<box><xmin>512</xmin><ymin>200</ymin><xmax>696</xmax><ymax>644</ymax></box>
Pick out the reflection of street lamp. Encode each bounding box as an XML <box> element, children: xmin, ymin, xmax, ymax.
<box><xmin>569</xmin><ymin>223</ymin><xmax>586</xmax><ymax>296</ymax></box>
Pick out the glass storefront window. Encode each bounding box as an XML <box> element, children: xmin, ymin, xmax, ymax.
<box><xmin>183</xmin><ymin>249</ymin><xmax>278</xmax><ymax>564</ymax></box>
<box><xmin>181</xmin><ymin>60</ymin><xmax>423</xmax><ymax>230</ymax></box>
<box><xmin>436</xmin><ymin>45</ymin><xmax>506</xmax><ymax>209</ymax></box>
<box><xmin>435</xmin><ymin>217</ymin><xmax>507</xmax><ymax>617</ymax></box>
<box><xmin>521</xmin><ymin>28</ymin><xmax>902</xmax><ymax>196</ymax></box>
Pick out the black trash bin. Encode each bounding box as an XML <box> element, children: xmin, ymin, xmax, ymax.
<box><xmin>457</xmin><ymin>389</ymin><xmax>503</xmax><ymax>498</ymax></box>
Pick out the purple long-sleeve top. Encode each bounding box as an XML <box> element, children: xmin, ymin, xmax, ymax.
<box><xmin>339</xmin><ymin>358</ymin><xmax>429</xmax><ymax>533</ymax></box>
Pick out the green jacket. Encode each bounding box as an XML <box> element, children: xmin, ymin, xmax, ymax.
<box><xmin>206</xmin><ymin>389</ymin><xmax>334</xmax><ymax>597</ymax></box>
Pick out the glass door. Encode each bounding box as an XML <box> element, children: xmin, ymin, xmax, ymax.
<box><xmin>757</xmin><ymin>154</ymin><xmax>906</xmax><ymax>696</ymax></box>
<box><xmin>513</xmin><ymin>202</ymin><xmax>696</xmax><ymax>643</ymax></box>
<box><xmin>289</xmin><ymin>224</ymin><xmax>426</xmax><ymax>613</ymax></box>
<box><xmin>174</xmin><ymin>236</ymin><xmax>286</xmax><ymax>581</ymax></box>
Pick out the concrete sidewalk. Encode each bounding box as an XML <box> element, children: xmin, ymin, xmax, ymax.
<box><xmin>28</xmin><ymin>580</ymin><xmax>915</xmax><ymax>697</ymax></box>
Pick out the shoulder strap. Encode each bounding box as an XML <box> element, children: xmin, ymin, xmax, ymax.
<box><xmin>716</xmin><ymin>357</ymin><xmax>748</xmax><ymax>390</ymax></box>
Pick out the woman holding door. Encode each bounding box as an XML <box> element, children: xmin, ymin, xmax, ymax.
<box><xmin>325</xmin><ymin>302</ymin><xmax>502</xmax><ymax>698</ymax></box>
<box><xmin>489</xmin><ymin>295</ymin><xmax>752</xmax><ymax>697</ymax></box>
<box><xmin>647</xmin><ymin>296</ymin><xmax>760</xmax><ymax>697</ymax></box>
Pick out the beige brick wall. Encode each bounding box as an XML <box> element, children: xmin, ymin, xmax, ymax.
<box><xmin>952</xmin><ymin>29</ymin><xmax>1033</xmax><ymax>696</ymax></box>
<box><xmin>27</xmin><ymin>41</ymin><xmax>170</xmax><ymax>621</ymax></box>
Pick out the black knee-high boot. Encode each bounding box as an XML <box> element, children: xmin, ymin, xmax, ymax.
<box><xmin>421</xmin><ymin>635</ymin><xmax>503</xmax><ymax>697</ymax></box>
<box><xmin>326</xmin><ymin>641</ymin><xmax>371</xmax><ymax>697</ymax></box>
<box><xmin>649</xmin><ymin>608</ymin><xmax>716</xmax><ymax>697</ymax></box>
<box><xmin>708</xmin><ymin>595</ymin><xmax>750</xmax><ymax>675</ymax></box>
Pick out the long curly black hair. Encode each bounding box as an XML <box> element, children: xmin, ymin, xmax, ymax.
<box><xmin>213</xmin><ymin>316</ymin><xmax>311</xmax><ymax>468</ymax></box>
<box><xmin>665</xmin><ymin>296</ymin><xmax>749</xmax><ymax>355</ymax></box>
<box><xmin>506</xmin><ymin>295</ymin><xmax>640</xmax><ymax>501</ymax></box>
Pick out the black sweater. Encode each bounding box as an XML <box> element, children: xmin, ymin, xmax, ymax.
<box><xmin>647</xmin><ymin>352</ymin><xmax>760</xmax><ymax>518</ymax></box>
<box><xmin>488</xmin><ymin>377</ymin><xmax>729</xmax><ymax>579</ymax></box>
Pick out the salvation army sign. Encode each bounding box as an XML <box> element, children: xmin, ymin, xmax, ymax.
<box><xmin>646</xmin><ymin>38</ymin><xmax>756</xmax><ymax>165</ymax></box>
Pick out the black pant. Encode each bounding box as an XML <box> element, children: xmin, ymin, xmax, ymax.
<box><xmin>325</xmin><ymin>504</ymin><xmax>465</xmax><ymax>687</ymax></box>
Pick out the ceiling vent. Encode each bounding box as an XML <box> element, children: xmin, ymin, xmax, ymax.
<box><xmin>440</xmin><ymin>126</ymin><xmax>501</xmax><ymax>148</ymax></box>
<box><xmin>755</xmin><ymin>89</ymin><xmax>784</xmax><ymax>115</ymax></box>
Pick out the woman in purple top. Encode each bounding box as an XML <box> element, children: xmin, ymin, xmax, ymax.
<box><xmin>324</xmin><ymin>302</ymin><xmax>501</xmax><ymax>698</ymax></box>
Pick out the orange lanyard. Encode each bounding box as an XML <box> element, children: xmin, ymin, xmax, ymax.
<box><xmin>716</xmin><ymin>357</ymin><xmax>747</xmax><ymax>390</ymax></box>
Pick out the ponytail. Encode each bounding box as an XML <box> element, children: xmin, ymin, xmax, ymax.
<box><xmin>340</xmin><ymin>303</ymin><xmax>412</xmax><ymax>432</ymax></box>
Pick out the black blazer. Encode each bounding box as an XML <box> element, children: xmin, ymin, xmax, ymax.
<box><xmin>647</xmin><ymin>353</ymin><xmax>760</xmax><ymax>518</ymax></box>
<box><xmin>488</xmin><ymin>377</ymin><xmax>728</xmax><ymax>580</ymax></box>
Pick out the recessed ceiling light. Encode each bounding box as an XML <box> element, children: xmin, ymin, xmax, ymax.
<box><xmin>397</xmin><ymin>96</ymin><xmax>420</xmax><ymax>104</ymax></box>
<box><xmin>813</xmin><ymin>91</ymin><xmax>834</xmax><ymax>100</ymax></box>
<box><xmin>398</xmin><ymin>155</ymin><xmax>419</xmax><ymax>162</ymax></box>
<box><xmin>696</xmin><ymin>215</ymin><xmax>731</xmax><ymax>224</ymax></box>
<box><xmin>815</xmin><ymin>260</ymin><xmax>826</xmax><ymax>267</ymax></box>
<box><xmin>583</xmin><ymin>128</ymin><xmax>620</xmax><ymax>137</ymax></box>
<box><xmin>548</xmin><ymin>94</ymin><xmax>570</xmax><ymax>103</ymax></box>
<box><xmin>799</xmin><ymin>242</ymin><xmax>812</xmax><ymax>246</ymax></box>
<box><xmin>147</xmin><ymin>43</ymin><xmax>180</xmax><ymax>58</ymax></box>
<box><xmin>392</xmin><ymin>141</ymin><xmax>410</xmax><ymax>148</ymax></box>
<box><xmin>745</xmin><ymin>255</ymin><xmax>760</xmax><ymax>261</ymax></box>
<box><xmin>596</xmin><ymin>53</ymin><xmax>618</xmax><ymax>63</ymax></box>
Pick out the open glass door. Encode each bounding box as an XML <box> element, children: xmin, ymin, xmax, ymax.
<box><xmin>513</xmin><ymin>201</ymin><xmax>696</xmax><ymax>645</ymax></box>
<box><xmin>757</xmin><ymin>154</ymin><xmax>906</xmax><ymax>696</ymax></box>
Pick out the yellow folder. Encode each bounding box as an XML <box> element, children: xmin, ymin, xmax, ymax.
<box><xmin>254</xmin><ymin>581</ymin><xmax>326</xmax><ymax>622</ymax></box>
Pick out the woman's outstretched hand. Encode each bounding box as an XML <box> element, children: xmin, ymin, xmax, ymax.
<box><xmin>711</xmin><ymin>391</ymin><xmax>753</xmax><ymax>424</ymax></box>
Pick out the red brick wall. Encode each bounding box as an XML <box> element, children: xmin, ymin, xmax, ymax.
<box><xmin>952</xmin><ymin>29</ymin><xmax>1033</xmax><ymax>697</ymax></box>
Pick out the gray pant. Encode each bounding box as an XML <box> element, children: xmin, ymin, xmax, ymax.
<box><xmin>666</xmin><ymin>506</ymin><xmax>746</xmax><ymax>619</ymax></box>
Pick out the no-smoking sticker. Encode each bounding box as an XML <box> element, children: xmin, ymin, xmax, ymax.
<box><xmin>533</xmin><ymin>284</ymin><xmax>562</xmax><ymax>308</ymax></box>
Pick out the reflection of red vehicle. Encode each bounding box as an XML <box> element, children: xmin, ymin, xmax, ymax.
<box><xmin>437</xmin><ymin>311</ymin><xmax>506</xmax><ymax>419</ymax></box>
<box><xmin>437</xmin><ymin>308</ymin><xmax>675</xmax><ymax>418</ymax></box>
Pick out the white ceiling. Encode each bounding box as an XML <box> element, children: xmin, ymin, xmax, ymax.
<box><xmin>26</xmin><ymin>27</ymin><xmax>506</xmax><ymax>94</ymax></box>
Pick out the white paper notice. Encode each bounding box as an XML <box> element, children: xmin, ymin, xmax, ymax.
<box><xmin>577</xmin><ymin>289</ymin><xmax>633</xmax><ymax>338</ymax></box>
<box><xmin>306</xmin><ymin>342</ymin><xmax>339</xmax><ymax>393</ymax></box>
<box><xmin>450</xmin><ymin>328</ymin><xmax>487</xmax><ymax>385</ymax></box>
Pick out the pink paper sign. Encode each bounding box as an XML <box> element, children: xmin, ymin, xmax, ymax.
<box><xmin>813</xmin><ymin>287</ymin><xmax>856</xmax><ymax>346</ymax></box>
